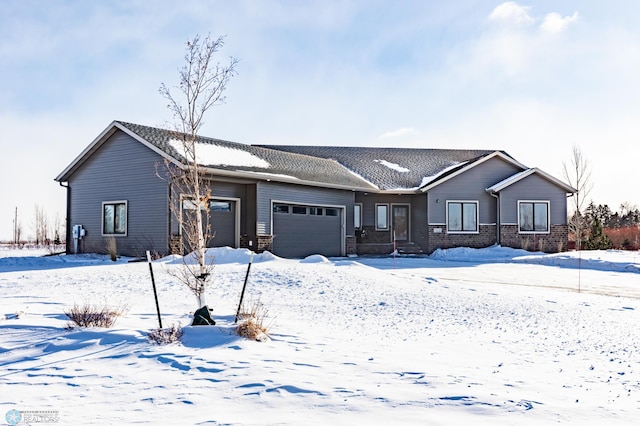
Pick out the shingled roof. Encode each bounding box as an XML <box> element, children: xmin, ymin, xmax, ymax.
<box><xmin>114</xmin><ymin>121</ymin><xmax>377</xmax><ymax>191</ymax></box>
<box><xmin>56</xmin><ymin>121</ymin><xmax>518</xmax><ymax>192</ymax></box>
<box><xmin>259</xmin><ymin>145</ymin><xmax>500</xmax><ymax>190</ymax></box>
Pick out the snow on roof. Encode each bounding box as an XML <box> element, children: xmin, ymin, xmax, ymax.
<box><xmin>169</xmin><ymin>139</ymin><xmax>270</xmax><ymax>169</ymax></box>
<box><xmin>373</xmin><ymin>159</ymin><xmax>410</xmax><ymax>173</ymax></box>
<box><xmin>418</xmin><ymin>161</ymin><xmax>468</xmax><ymax>188</ymax></box>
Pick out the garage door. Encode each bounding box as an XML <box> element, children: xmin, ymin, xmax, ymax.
<box><xmin>272</xmin><ymin>203</ymin><xmax>343</xmax><ymax>258</ymax></box>
<box><xmin>207</xmin><ymin>200</ymin><xmax>236</xmax><ymax>248</ymax></box>
<box><xmin>181</xmin><ymin>199</ymin><xmax>237</xmax><ymax>251</ymax></box>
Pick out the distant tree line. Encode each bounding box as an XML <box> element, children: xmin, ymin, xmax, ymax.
<box><xmin>584</xmin><ymin>202</ymin><xmax>640</xmax><ymax>229</ymax></box>
<box><xmin>569</xmin><ymin>202</ymin><xmax>640</xmax><ymax>250</ymax></box>
<box><xmin>6</xmin><ymin>204</ymin><xmax>64</xmax><ymax>246</ymax></box>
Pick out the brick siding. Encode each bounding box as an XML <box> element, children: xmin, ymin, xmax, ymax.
<box><xmin>500</xmin><ymin>224</ymin><xmax>568</xmax><ymax>253</ymax></box>
<box><xmin>427</xmin><ymin>224</ymin><xmax>496</xmax><ymax>253</ymax></box>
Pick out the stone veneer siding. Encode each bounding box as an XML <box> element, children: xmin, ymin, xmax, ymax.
<box><xmin>256</xmin><ymin>235</ymin><xmax>273</xmax><ymax>253</ymax></box>
<box><xmin>346</xmin><ymin>236</ymin><xmax>356</xmax><ymax>256</ymax></box>
<box><xmin>500</xmin><ymin>224</ymin><xmax>568</xmax><ymax>253</ymax></box>
<box><xmin>427</xmin><ymin>224</ymin><xmax>496</xmax><ymax>254</ymax></box>
<box><xmin>169</xmin><ymin>234</ymin><xmax>181</xmax><ymax>255</ymax></box>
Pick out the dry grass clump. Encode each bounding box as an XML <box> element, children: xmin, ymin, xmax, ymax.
<box><xmin>65</xmin><ymin>302</ymin><xmax>126</xmax><ymax>328</ymax></box>
<box><xmin>148</xmin><ymin>324</ymin><xmax>183</xmax><ymax>345</ymax></box>
<box><xmin>235</xmin><ymin>298</ymin><xmax>271</xmax><ymax>342</ymax></box>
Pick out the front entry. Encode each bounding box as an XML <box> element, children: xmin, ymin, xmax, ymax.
<box><xmin>392</xmin><ymin>205</ymin><xmax>409</xmax><ymax>241</ymax></box>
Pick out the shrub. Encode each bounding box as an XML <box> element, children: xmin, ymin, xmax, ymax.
<box><xmin>536</xmin><ymin>238</ymin><xmax>546</xmax><ymax>253</ymax></box>
<box><xmin>585</xmin><ymin>218</ymin><xmax>613</xmax><ymax>250</ymax></box>
<box><xmin>65</xmin><ymin>302</ymin><xmax>125</xmax><ymax>328</ymax></box>
<box><xmin>605</xmin><ymin>227</ymin><xmax>640</xmax><ymax>250</ymax></box>
<box><xmin>235</xmin><ymin>297</ymin><xmax>271</xmax><ymax>342</ymax></box>
<box><xmin>148</xmin><ymin>324</ymin><xmax>183</xmax><ymax>345</ymax></box>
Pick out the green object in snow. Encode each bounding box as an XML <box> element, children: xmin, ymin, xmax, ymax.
<box><xmin>192</xmin><ymin>305</ymin><xmax>215</xmax><ymax>326</ymax></box>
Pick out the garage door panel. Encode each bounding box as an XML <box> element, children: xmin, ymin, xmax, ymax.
<box><xmin>182</xmin><ymin>199</ymin><xmax>236</xmax><ymax>250</ymax></box>
<box><xmin>273</xmin><ymin>204</ymin><xmax>342</xmax><ymax>258</ymax></box>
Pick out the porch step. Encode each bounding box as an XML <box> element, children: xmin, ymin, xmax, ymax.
<box><xmin>396</xmin><ymin>244</ymin><xmax>424</xmax><ymax>255</ymax></box>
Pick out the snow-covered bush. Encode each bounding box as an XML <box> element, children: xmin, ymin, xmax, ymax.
<box><xmin>64</xmin><ymin>302</ymin><xmax>125</xmax><ymax>328</ymax></box>
<box><xmin>148</xmin><ymin>324</ymin><xmax>183</xmax><ymax>345</ymax></box>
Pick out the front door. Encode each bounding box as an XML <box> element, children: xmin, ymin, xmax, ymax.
<box><xmin>392</xmin><ymin>205</ymin><xmax>409</xmax><ymax>241</ymax></box>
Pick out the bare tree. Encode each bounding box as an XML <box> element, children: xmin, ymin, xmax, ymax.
<box><xmin>563</xmin><ymin>145</ymin><xmax>593</xmax><ymax>249</ymax></box>
<box><xmin>159</xmin><ymin>34</ymin><xmax>238</xmax><ymax>309</ymax></box>
<box><xmin>53</xmin><ymin>213</ymin><xmax>64</xmax><ymax>246</ymax></box>
<box><xmin>13</xmin><ymin>207</ymin><xmax>22</xmax><ymax>245</ymax></box>
<box><xmin>33</xmin><ymin>204</ymin><xmax>50</xmax><ymax>246</ymax></box>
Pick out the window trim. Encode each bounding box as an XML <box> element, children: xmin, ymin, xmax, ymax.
<box><xmin>518</xmin><ymin>200</ymin><xmax>550</xmax><ymax>234</ymax></box>
<box><xmin>102</xmin><ymin>200</ymin><xmax>128</xmax><ymax>237</ymax></box>
<box><xmin>375</xmin><ymin>203</ymin><xmax>389</xmax><ymax>231</ymax></box>
<box><xmin>446</xmin><ymin>200</ymin><xmax>479</xmax><ymax>234</ymax></box>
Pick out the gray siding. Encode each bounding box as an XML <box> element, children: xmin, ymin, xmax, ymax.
<box><xmin>499</xmin><ymin>174</ymin><xmax>569</xmax><ymax>225</ymax></box>
<box><xmin>410</xmin><ymin>193</ymin><xmax>428</xmax><ymax>249</ymax></box>
<box><xmin>68</xmin><ymin>130</ymin><xmax>169</xmax><ymax>257</ymax></box>
<box><xmin>427</xmin><ymin>157</ymin><xmax>522</xmax><ymax>224</ymax></box>
<box><xmin>256</xmin><ymin>182</ymin><xmax>354</xmax><ymax>235</ymax></box>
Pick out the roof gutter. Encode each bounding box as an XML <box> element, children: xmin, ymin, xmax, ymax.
<box><xmin>198</xmin><ymin>166</ymin><xmax>379</xmax><ymax>193</ymax></box>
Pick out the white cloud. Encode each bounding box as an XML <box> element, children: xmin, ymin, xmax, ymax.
<box><xmin>379</xmin><ymin>127</ymin><xmax>419</xmax><ymax>139</ymax></box>
<box><xmin>540</xmin><ymin>12</ymin><xmax>579</xmax><ymax>34</ymax></box>
<box><xmin>488</xmin><ymin>2</ymin><xmax>534</xmax><ymax>26</ymax></box>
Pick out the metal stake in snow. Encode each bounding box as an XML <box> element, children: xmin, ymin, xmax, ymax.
<box><xmin>235</xmin><ymin>252</ymin><xmax>254</xmax><ymax>323</ymax></box>
<box><xmin>146</xmin><ymin>250</ymin><xmax>163</xmax><ymax>329</ymax></box>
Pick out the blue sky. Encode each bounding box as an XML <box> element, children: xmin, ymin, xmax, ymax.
<box><xmin>1</xmin><ymin>0</ymin><xmax>638</xmax><ymax>240</ymax></box>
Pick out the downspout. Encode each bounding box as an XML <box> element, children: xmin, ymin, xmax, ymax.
<box><xmin>488</xmin><ymin>190</ymin><xmax>500</xmax><ymax>246</ymax></box>
<box><xmin>58</xmin><ymin>181</ymin><xmax>71</xmax><ymax>254</ymax></box>
<box><xmin>167</xmin><ymin>181</ymin><xmax>173</xmax><ymax>255</ymax></box>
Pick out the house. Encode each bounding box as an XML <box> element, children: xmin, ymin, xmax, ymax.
<box><xmin>54</xmin><ymin>121</ymin><xmax>576</xmax><ymax>258</ymax></box>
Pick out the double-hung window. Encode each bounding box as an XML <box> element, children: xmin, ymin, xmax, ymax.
<box><xmin>519</xmin><ymin>201</ymin><xmax>549</xmax><ymax>233</ymax></box>
<box><xmin>103</xmin><ymin>201</ymin><xmax>127</xmax><ymax>236</ymax></box>
<box><xmin>447</xmin><ymin>201</ymin><xmax>478</xmax><ymax>233</ymax></box>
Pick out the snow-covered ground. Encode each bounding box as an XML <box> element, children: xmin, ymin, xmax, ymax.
<box><xmin>1</xmin><ymin>246</ymin><xmax>639</xmax><ymax>425</ymax></box>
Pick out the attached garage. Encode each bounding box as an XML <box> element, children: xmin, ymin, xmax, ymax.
<box><xmin>272</xmin><ymin>203</ymin><xmax>344</xmax><ymax>258</ymax></box>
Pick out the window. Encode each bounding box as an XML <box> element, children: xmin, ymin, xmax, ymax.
<box><xmin>447</xmin><ymin>201</ymin><xmax>478</xmax><ymax>233</ymax></box>
<box><xmin>273</xmin><ymin>204</ymin><xmax>289</xmax><ymax>214</ymax></box>
<box><xmin>353</xmin><ymin>204</ymin><xmax>362</xmax><ymax>229</ymax></box>
<box><xmin>292</xmin><ymin>206</ymin><xmax>307</xmax><ymax>215</ymax></box>
<box><xmin>376</xmin><ymin>204</ymin><xmax>389</xmax><ymax>230</ymax></box>
<box><xmin>519</xmin><ymin>201</ymin><xmax>549</xmax><ymax>233</ymax></box>
<box><xmin>325</xmin><ymin>208</ymin><xmax>339</xmax><ymax>217</ymax></box>
<box><xmin>182</xmin><ymin>198</ymin><xmax>206</xmax><ymax>210</ymax></box>
<box><xmin>309</xmin><ymin>207</ymin><xmax>323</xmax><ymax>216</ymax></box>
<box><xmin>103</xmin><ymin>201</ymin><xmax>127</xmax><ymax>235</ymax></box>
<box><xmin>209</xmin><ymin>201</ymin><xmax>231</xmax><ymax>212</ymax></box>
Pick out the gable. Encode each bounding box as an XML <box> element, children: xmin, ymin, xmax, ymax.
<box><xmin>487</xmin><ymin>168</ymin><xmax>576</xmax><ymax>194</ymax></box>
<box><xmin>496</xmin><ymin>173</ymin><xmax>571</xmax><ymax>225</ymax></box>
<box><xmin>426</xmin><ymin>155</ymin><xmax>525</xmax><ymax>224</ymax></box>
